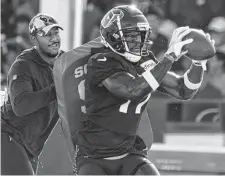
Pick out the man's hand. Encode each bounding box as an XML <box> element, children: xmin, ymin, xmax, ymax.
<box><xmin>192</xmin><ymin>59</ymin><xmax>207</xmax><ymax>71</ymax></box>
<box><xmin>165</xmin><ymin>26</ymin><xmax>193</xmax><ymax>60</ymax></box>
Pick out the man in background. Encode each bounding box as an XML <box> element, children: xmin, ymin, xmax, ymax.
<box><xmin>1</xmin><ymin>13</ymin><xmax>64</xmax><ymax>175</ymax></box>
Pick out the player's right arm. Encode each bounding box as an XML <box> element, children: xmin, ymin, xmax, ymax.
<box><xmin>101</xmin><ymin>27</ymin><xmax>193</xmax><ymax>101</ymax></box>
<box><xmin>8</xmin><ymin>60</ymin><xmax>56</xmax><ymax>117</ymax></box>
<box><xmin>102</xmin><ymin>54</ymin><xmax>175</xmax><ymax>101</ymax></box>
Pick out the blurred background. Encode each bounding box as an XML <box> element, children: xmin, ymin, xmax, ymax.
<box><xmin>1</xmin><ymin>0</ymin><xmax>225</xmax><ymax>175</ymax></box>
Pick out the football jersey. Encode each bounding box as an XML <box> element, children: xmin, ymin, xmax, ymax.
<box><xmin>85</xmin><ymin>52</ymin><xmax>153</xmax><ymax>135</ymax></box>
<box><xmin>54</xmin><ymin>37</ymin><xmax>156</xmax><ymax>159</ymax></box>
<box><xmin>76</xmin><ymin>51</ymin><xmax>156</xmax><ymax>158</ymax></box>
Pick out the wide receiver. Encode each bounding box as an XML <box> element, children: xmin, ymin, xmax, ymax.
<box><xmin>72</xmin><ymin>6</ymin><xmax>214</xmax><ymax>175</ymax></box>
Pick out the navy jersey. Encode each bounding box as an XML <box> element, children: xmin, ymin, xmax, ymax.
<box><xmin>76</xmin><ymin>51</ymin><xmax>156</xmax><ymax>158</ymax></box>
<box><xmin>85</xmin><ymin>52</ymin><xmax>152</xmax><ymax>134</ymax></box>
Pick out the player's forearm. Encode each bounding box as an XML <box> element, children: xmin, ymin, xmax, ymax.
<box><xmin>147</xmin><ymin>54</ymin><xmax>175</xmax><ymax>85</ymax></box>
<box><xmin>105</xmin><ymin>55</ymin><xmax>174</xmax><ymax>101</ymax></box>
<box><xmin>185</xmin><ymin>62</ymin><xmax>204</xmax><ymax>84</ymax></box>
<box><xmin>128</xmin><ymin>54</ymin><xmax>175</xmax><ymax>100</ymax></box>
<box><xmin>179</xmin><ymin>63</ymin><xmax>204</xmax><ymax>99</ymax></box>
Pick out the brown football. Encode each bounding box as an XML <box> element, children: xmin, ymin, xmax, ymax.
<box><xmin>182</xmin><ymin>29</ymin><xmax>215</xmax><ymax>60</ymax></box>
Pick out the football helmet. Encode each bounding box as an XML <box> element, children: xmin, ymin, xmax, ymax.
<box><xmin>100</xmin><ymin>5</ymin><xmax>152</xmax><ymax>62</ymax></box>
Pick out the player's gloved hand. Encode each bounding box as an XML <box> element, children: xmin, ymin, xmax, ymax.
<box><xmin>192</xmin><ymin>60</ymin><xmax>207</xmax><ymax>71</ymax></box>
<box><xmin>165</xmin><ymin>26</ymin><xmax>193</xmax><ymax>61</ymax></box>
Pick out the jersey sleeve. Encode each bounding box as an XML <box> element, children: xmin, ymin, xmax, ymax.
<box><xmin>87</xmin><ymin>54</ymin><xmax>125</xmax><ymax>86</ymax></box>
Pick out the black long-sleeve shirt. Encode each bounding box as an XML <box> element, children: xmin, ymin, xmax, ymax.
<box><xmin>1</xmin><ymin>48</ymin><xmax>63</xmax><ymax>157</ymax></box>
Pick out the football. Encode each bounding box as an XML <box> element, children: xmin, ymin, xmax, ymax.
<box><xmin>182</xmin><ymin>29</ymin><xmax>216</xmax><ymax>60</ymax></box>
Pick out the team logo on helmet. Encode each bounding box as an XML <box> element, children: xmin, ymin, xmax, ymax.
<box><xmin>101</xmin><ymin>9</ymin><xmax>124</xmax><ymax>28</ymax></box>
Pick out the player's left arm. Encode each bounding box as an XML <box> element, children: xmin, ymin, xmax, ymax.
<box><xmin>157</xmin><ymin>60</ymin><xmax>206</xmax><ymax>100</ymax></box>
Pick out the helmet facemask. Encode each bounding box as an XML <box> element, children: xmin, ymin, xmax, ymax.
<box><xmin>122</xmin><ymin>27</ymin><xmax>152</xmax><ymax>60</ymax></box>
<box><xmin>102</xmin><ymin>26</ymin><xmax>152</xmax><ymax>63</ymax></box>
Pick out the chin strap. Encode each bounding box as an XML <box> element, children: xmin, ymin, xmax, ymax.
<box><xmin>124</xmin><ymin>52</ymin><xmax>141</xmax><ymax>63</ymax></box>
<box><xmin>101</xmin><ymin>37</ymin><xmax>142</xmax><ymax>63</ymax></box>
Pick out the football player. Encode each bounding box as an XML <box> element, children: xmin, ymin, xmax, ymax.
<box><xmin>74</xmin><ymin>5</ymin><xmax>213</xmax><ymax>175</ymax></box>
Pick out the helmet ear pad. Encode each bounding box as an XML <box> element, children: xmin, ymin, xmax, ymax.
<box><xmin>107</xmin><ymin>32</ymin><xmax>125</xmax><ymax>52</ymax></box>
<box><xmin>108</xmin><ymin>33</ymin><xmax>116</xmax><ymax>42</ymax></box>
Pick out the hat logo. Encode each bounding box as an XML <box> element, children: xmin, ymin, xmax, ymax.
<box><xmin>40</xmin><ymin>16</ymin><xmax>53</xmax><ymax>26</ymax></box>
<box><xmin>30</xmin><ymin>14</ymin><xmax>60</xmax><ymax>35</ymax></box>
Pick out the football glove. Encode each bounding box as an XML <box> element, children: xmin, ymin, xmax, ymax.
<box><xmin>165</xmin><ymin>26</ymin><xmax>193</xmax><ymax>60</ymax></box>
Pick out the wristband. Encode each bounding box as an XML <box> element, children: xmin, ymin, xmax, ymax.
<box><xmin>142</xmin><ymin>71</ymin><xmax>159</xmax><ymax>91</ymax></box>
<box><xmin>184</xmin><ymin>72</ymin><xmax>202</xmax><ymax>90</ymax></box>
